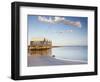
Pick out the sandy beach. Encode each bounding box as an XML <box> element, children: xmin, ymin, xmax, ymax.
<box><xmin>28</xmin><ymin>56</ymin><xmax>87</xmax><ymax>67</ymax></box>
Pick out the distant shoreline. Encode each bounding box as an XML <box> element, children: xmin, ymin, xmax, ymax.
<box><xmin>28</xmin><ymin>45</ymin><xmax>87</xmax><ymax>47</ymax></box>
<box><xmin>28</xmin><ymin>45</ymin><xmax>87</xmax><ymax>50</ymax></box>
<box><xmin>52</xmin><ymin>45</ymin><xmax>87</xmax><ymax>48</ymax></box>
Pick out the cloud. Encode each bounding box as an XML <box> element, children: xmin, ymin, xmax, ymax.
<box><xmin>38</xmin><ymin>16</ymin><xmax>81</xmax><ymax>28</ymax></box>
<box><xmin>38</xmin><ymin>16</ymin><xmax>64</xmax><ymax>24</ymax></box>
<box><xmin>38</xmin><ymin>16</ymin><xmax>54</xmax><ymax>24</ymax></box>
<box><xmin>53</xmin><ymin>16</ymin><xmax>65</xmax><ymax>23</ymax></box>
<box><xmin>57</xmin><ymin>30</ymin><xmax>73</xmax><ymax>34</ymax></box>
<box><xmin>63</xmin><ymin>20</ymin><xmax>81</xmax><ymax>28</ymax></box>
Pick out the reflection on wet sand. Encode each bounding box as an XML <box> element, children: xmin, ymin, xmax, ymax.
<box><xmin>28</xmin><ymin>49</ymin><xmax>52</xmax><ymax>56</ymax></box>
<box><xmin>28</xmin><ymin>47</ymin><xmax>87</xmax><ymax>66</ymax></box>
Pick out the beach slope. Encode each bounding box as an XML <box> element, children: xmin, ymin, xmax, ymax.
<box><xmin>28</xmin><ymin>56</ymin><xmax>87</xmax><ymax>67</ymax></box>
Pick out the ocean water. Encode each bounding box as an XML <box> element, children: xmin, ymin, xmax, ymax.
<box><xmin>28</xmin><ymin>46</ymin><xmax>88</xmax><ymax>62</ymax></box>
<box><xmin>52</xmin><ymin>46</ymin><xmax>88</xmax><ymax>62</ymax></box>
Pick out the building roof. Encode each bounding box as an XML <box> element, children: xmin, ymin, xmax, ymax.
<box><xmin>31</xmin><ymin>38</ymin><xmax>49</xmax><ymax>41</ymax></box>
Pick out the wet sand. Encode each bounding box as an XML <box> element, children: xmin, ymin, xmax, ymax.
<box><xmin>28</xmin><ymin>56</ymin><xmax>87</xmax><ymax>67</ymax></box>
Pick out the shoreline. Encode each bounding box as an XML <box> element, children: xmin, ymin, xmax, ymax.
<box><xmin>54</xmin><ymin>57</ymin><xmax>87</xmax><ymax>63</ymax></box>
<box><xmin>28</xmin><ymin>55</ymin><xmax>87</xmax><ymax>67</ymax></box>
<box><xmin>28</xmin><ymin>46</ymin><xmax>87</xmax><ymax>50</ymax></box>
<box><xmin>52</xmin><ymin>45</ymin><xmax>87</xmax><ymax>48</ymax></box>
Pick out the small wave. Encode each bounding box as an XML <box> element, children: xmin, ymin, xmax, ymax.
<box><xmin>54</xmin><ymin>57</ymin><xmax>87</xmax><ymax>63</ymax></box>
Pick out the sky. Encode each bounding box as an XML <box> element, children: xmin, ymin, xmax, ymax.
<box><xmin>28</xmin><ymin>15</ymin><xmax>88</xmax><ymax>46</ymax></box>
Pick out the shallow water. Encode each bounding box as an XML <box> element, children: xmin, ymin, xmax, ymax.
<box><xmin>52</xmin><ymin>46</ymin><xmax>88</xmax><ymax>62</ymax></box>
<box><xmin>28</xmin><ymin>46</ymin><xmax>87</xmax><ymax>62</ymax></box>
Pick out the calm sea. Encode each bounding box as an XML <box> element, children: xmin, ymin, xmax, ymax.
<box><xmin>52</xmin><ymin>46</ymin><xmax>88</xmax><ymax>62</ymax></box>
<box><xmin>28</xmin><ymin>46</ymin><xmax>88</xmax><ymax>62</ymax></box>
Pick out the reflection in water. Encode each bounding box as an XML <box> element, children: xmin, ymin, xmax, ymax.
<box><xmin>28</xmin><ymin>49</ymin><xmax>52</xmax><ymax>56</ymax></box>
<box><xmin>28</xmin><ymin>46</ymin><xmax>87</xmax><ymax>61</ymax></box>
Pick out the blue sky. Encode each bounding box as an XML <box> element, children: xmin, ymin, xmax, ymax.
<box><xmin>28</xmin><ymin>15</ymin><xmax>88</xmax><ymax>46</ymax></box>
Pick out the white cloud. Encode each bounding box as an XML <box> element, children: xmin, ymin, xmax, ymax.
<box><xmin>38</xmin><ymin>16</ymin><xmax>64</xmax><ymax>24</ymax></box>
<box><xmin>58</xmin><ymin>30</ymin><xmax>73</xmax><ymax>34</ymax></box>
<box><xmin>63</xmin><ymin>20</ymin><xmax>81</xmax><ymax>28</ymax></box>
<box><xmin>54</xmin><ymin>16</ymin><xmax>65</xmax><ymax>23</ymax></box>
<box><xmin>38</xmin><ymin>16</ymin><xmax>54</xmax><ymax>23</ymax></box>
<box><xmin>38</xmin><ymin>16</ymin><xmax>82</xmax><ymax>28</ymax></box>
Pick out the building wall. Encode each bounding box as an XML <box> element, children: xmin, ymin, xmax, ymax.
<box><xmin>30</xmin><ymin>40</ymin><xmax>52</xmax><ymax>47</ymax></box>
